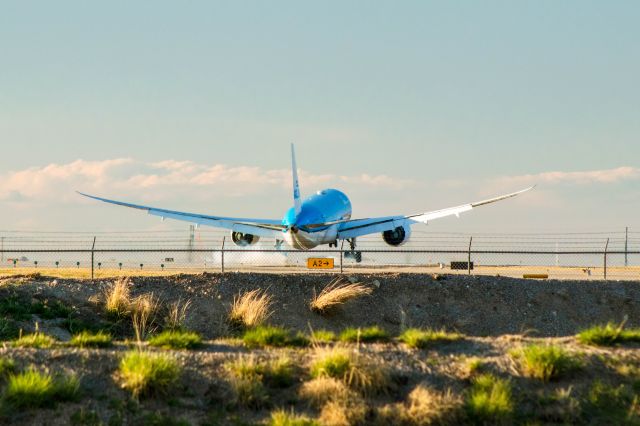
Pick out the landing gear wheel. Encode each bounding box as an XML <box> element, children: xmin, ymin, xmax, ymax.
<box><xmin>354</xmin><ymin>251</ymin><xmax>362</xmax><ymax>263</ymax></box>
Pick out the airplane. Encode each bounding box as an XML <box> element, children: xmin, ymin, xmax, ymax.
<box><xmin>78</xmin><ymin>145</ymin><xmax>533</xmax><ymax>261</ymax></box>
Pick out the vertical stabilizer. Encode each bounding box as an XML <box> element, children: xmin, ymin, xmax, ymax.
<box><xmin>291</xmin><ymin>143</ymin><xmax>302</xmax><ymax>218</ymax></box>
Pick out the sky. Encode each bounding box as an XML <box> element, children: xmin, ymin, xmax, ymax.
<box><xmin>0</xmin><ymin>1</ymin><xmax>638</xmax><ymax>234</ymax></box>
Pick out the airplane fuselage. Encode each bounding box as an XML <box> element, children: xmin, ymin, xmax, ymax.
<box><xmin>282</xmin><ymin>188</ymin><xmax>351</xmax><ymax>249</ymax></box>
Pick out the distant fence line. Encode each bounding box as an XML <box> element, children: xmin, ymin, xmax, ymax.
<box><xmin>1</xmin><ymin>229</ymin><xmax>639</xmax><ymax>280</ymax></box>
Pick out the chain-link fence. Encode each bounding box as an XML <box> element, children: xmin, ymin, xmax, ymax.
<box><xmin>1</xmin><ymin>229</ymin><xmax>639</xmax><ymax>280</ymax></box>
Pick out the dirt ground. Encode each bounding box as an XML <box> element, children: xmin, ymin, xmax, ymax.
<box><xmin>0</xmin><ymin>273</ymin><xmax>638</xmax><ymax>425</ymax></box>
<box><xmin>2</xmin><ymin>272</ymin><xmax>637</xmax><ymax>339</ymax></box>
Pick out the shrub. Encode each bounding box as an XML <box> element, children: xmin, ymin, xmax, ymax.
<box><xmin>228</xmin><ymin>289</ymin><xmax>273</xmax><ymax>328</ymax></box>
<box><xmin>511</xmin><ymin>344</ymin><xmax>581</xmax><ymax>382</ymax></box>
<box><xmin>399</xmin><ymin>328</ymin><xmax>463</xmax><ymax>349</ymax></box>
<box><xmin>118</xmin><ymin>351</ymin><xmax>180</xmax><ymax>398</ymax></box>
<box><xmin>2</xmin><ymin>367</ymin><xmax>79</xmax><ymax>409</ymax></box>
<box><xmin>268</xmin><ymin>409</ymin><xmax>319</xmax><ymax>426</ymax></box>
<box><xmin>148</xmin><ymin>330</ymin><xmax>203</xmax><ymax>350</ymax></box>
<box><xmin>339</xmin><ymin>326</ymin><xmax>389</xmax><ymax>343</ymax></box>
<box><xmin>242</xmin><ymin>326</ymin><xmax>308</xmax><ymax>348</ymax></box>
<box><xmin>577</xmin><ymin>323</ymin><xmax>640</xmax><ymax>346</ymax></box>
<box><xmin>310</xmin><ymin>277</ymin><xmax>372</xmax><ymax>314</ymax></box>
<box><xmin>104</xmin><ymin>277</ymin><xmax>132</xmax><ymax>318</ymax></box>
<box><xmin>466</xmin><ymin>374</ymin><xmax>513</xmax><ymax>423</ymax></box>
<box><xmin>69</xmin><ymin>330</ymin><xmax>112</xmax><ymax>348</ymax></box>
<box><xmin>13</xmin><ymin>331</ymin><xmax>56</xmax><ymax>348</ymax></box>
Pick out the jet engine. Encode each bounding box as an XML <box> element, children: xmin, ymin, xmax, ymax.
<box><xmin>231</xmin><ymin>231</ymin><xmax>260</xmax><ymax>246</ymax></box>
<box><xmin>382</xmin><ymin>225</ymin><xmax>411</xmax><ymax>246</ymax></box>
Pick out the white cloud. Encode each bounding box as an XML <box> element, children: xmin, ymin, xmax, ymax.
<box><xmin>0</xmin><ymin>158</ymin><xmax>415</xmax><ymax>203</ymax></box>
<box><xmin>491</xmin><ymin>166</ymin><xmax>640</xmax><ymax>188</ymax></box>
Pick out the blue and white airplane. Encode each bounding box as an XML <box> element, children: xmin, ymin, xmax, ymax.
<box><xmin>79</xmin><ymin>145</ymin><xmax>533</xmax><ymax>258</ymax></box>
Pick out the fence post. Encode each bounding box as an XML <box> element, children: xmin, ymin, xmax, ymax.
<box><xmin>468</xmin><ymin>236</ymin><xmax>473</xmax><ymax>275</ymax></box>
<box><xmin>625</xmin><ymin>227</ymin><xmax>628</xmax><ymax>267</ymax></box>
<box><xmin>90</xmin><ymin>236</ymin><xmax>96</xmax><ymax>280</ymax></box>
<box><xmin>340</xmin><ymin>240</ymin><xmax>344</xmax><ymax>274</ymax></box>
<box><xmin>604</xmin><ymin>238</ymin><xmax>609</xmax><ymax>280</ymax></box>
<box><xmin>221</xmin><ymin>236</ymin><xmax>226</xmax><ymax>274</ymax></box>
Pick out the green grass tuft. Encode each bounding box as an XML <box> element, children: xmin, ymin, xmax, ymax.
<box><xmin>2</xmin><ymin>367</ymin><xmax>79</xmax><ymax>409</ymax></box>
<box><xmin>577</xmin><ymin>323</ymin><xmax>640</xmax><ymax>346</ymax></box>
<box><xmin>148</xmin><ymin>330</ymin><xmax>203</xmax><ymax>350</ymax></box>
<box><xmin>268</xmin><ymin>409</ymin><xmax>319</xmax><ymax>426</ymax></box>
<box><xmin>242</xmin><ymin>325</ymin><xmax>308</xmax><ymax>348</ymax></box>
<box><xmin>13</xmin><ymin>332</ymin><xmax>56</xmax><ymax>348</ymax></box>
<box><xmin>310</xmin><ymin>350</ymin><xmax>352</xmax><ymax>380</ymax></box>
<box><xmin>398</xmin><ymin>328</ymin><xmax>463</xmax><ymax>349</ymax></box>
<box><xmin>466</xmin><ymin>373</ymin><xmax>513</xmax><ymax>423</ymax></box>
<box><xmin>118</xmin><ymin>351</ymin><xmax>181</xmax><ymax>399</ymax></box>
<box><xmin>584</xmin><ymin>380</ymin><xmax>639</xmax><ymax>424</ymax></box>
<box><xmin>310</xmin><ymin>329</ymin><xmax>336</xmax><ymax>343</ymax></box>
<box><xmin>69</xmin><ymin>330</ymin><xmax>113</xmax><ymax>348</ymax></box>
<box><xmin>511</xmin><ymin>344</ymin><xmax>581</xmax><ymax>382</ymax></box>
<box><xmin>339</xmin><ymin>326</ymin><xmax>389</xmax><ymax>343</ymax></box>
<box><xmin>0</xmin><ymin>358</ymin><xmax>16</xmax><ymax>377</ymax></box>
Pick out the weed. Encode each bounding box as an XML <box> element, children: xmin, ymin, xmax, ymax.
<box><xmin>242</xmin><ymin>325</ymin><xmax>308</xmax><ymax>348</ymax></box>
<box><xmin>228</xmin><ymin>289</ymin><xmax>273</xmax><ymax>328</ymax></box>
<box><xmin>310</xmin><ymin>277</ymin><xmax>372</xmax><ymax>314</ymax></box>
<box><xmin>398</xmin><ymin>328</ymin><xmax>463</xmax><ymax>349</ymax></box>
<box><xmin>577</xmin><ymin>322</ymin><xmax>640</xmax><ymax>346</ymax></box>
<box><xmin>466</xmin><ymin>373</ymin><xmax>513</xmax><ymax>424</ymax></box>
<box><xmin>148</xmin><ymin>330</ymin><xmax>203</xmax><ymax>350</ymax></box>
<box><xmin>118</xmin><ymin>351</ymin><xmax>181</xmax><ymax>399</ymax></box>
<box><xmin>511</xmin><ymin>344</ymin><xmax>581</xmax><ymax>382</ymax></box>
<box><xmin>104</xmin><ymin>277</ymin><xmax>132</xmax><ymax>319</ymax></box>
<box><xmin>268</xmin><ymin>410</ymin><xmax>318</xmax><ymax>426</ymax></box>
<box><xmin>339</xmin><ymin>326</ymin><xmax>389</xmax><ymax>343</ymax></box>
<box><xmin>2</xmin><ymin>367</ymin><xmax>79</xmax><ymax>409</ymax></box>
<box><xmin>69</xmin><ymin>330</ymin><xmax>113</xmax><ymax>348</ymax></box>
<box><xmin>13</xmin><ymin>331</ymin><xmax>56</xmax><ymax>348</ymax></box>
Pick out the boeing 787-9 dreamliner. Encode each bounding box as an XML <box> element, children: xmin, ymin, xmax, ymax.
<box><xmin>79</xmin><ymin>145</ymin><xmax>533</xmax><ymax>261</ymax></box>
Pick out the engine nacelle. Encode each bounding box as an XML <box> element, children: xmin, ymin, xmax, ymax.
<box><xmin>231</xmin><ymin>231</ymin><xmax>260</xmax><ymax>246</ymax></box>
<box><xmin>382</xmin><ymin>225</ymin><xmax>411</xmax><ymax>246</ymax></box>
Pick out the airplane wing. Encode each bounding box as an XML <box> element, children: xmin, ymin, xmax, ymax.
<box><xmin>77</xmin><ymin>192</ymin><xmax>285</xmax><ymax>238</ymax></box>
<box><xmin>337</xmin><ymin>186</ymin><xmax>534</xmax><ymax>240</ymax></box>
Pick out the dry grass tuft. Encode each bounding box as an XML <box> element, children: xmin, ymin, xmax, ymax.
<box><xmin>310</xmin><ymin>277</ymin><xmax>372</xmax><ymax>314</ymax></box>
<box><xmin>310</xmin><ymin>346</ymin><xmax>392</xmax><ymax>396</ymax></box>
<box><xmin>319</xmin><ymin>399</ymin><xmax>367</xmax><ymax>426</ymax></box>
<box><xmin>228</xmin><ymin>289</ymin><xmax>273</xmax><ymax>328</ymax></box>
<box><xmin>299</xmin><ymin>377</ymin><xmax>356</xmax><ymax>408</ymax></box>
<box><xmin>405</xmin><ymin>385</ymin><xmax>464</xmax><ymax>424</ymax></box>
<box><xmin>131</xmin><ymin>293</ymin><xmax>160</xmax><ymax>344</ymax></box>
<box><xmin>104</xmin><ymin>277</ymin><xmax>132</xmax><ymax>318</ymax></box>
<box><xmin>164</xmin><ymin>298</ymin><xmax>191</xmax><ymax>331</ymax></box>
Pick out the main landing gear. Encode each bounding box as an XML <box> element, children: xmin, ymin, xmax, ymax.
<box><xmin>343</xmin><ymin>238</ymin><xmax>362</xmax><ymax>263</ymax></box>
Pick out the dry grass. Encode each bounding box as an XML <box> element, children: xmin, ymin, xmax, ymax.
<box><xmin>104</xmin><ymin>277</ymin><xmax>132</xmax><ymax>318</ymax></box>
<box><xmin>131</xmin><ymin>293</ymin><xmax>160</xmax><ymax>344</ymax></box>
<box><xmin>164</xmin><ymin>298</ymin><xmax>191</xmax><ymax>331</ymax></box>
<box><xmin>310</xmin><ymin>346</ymin><xmax>392</xmax><ymax>396</ymax></box>
<box><xmin>310</xmin><ymin>277</ymin><xmax>372</xmax><ymax>314</ymax></box>
<box><xmin>319</xmin><ymin>399</ymin><xmax>367</xmax><ymax>426</ymax></box>
<box><xmin>374</xmin><ymin>385</ymin><xmax>463</xmax><ymax>425</ymax></box>
<box><xmin>299</xmin><ymin>377</ymin><xmax>356</xmax><ymax>408</ymax></box>
<box><xmin>228</xmin><ymin>289</ymin><xmax>274</xmax><ymax>328</ymax></box>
